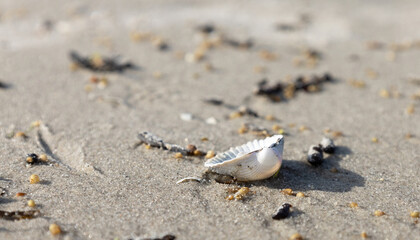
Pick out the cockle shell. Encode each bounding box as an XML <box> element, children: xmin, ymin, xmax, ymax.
<box><xmin>204</xmin><ymin>135</ymin><xmax>284</xmax><ymax>181</ymax></box>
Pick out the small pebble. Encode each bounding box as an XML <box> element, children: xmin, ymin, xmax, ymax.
<box><xmin>186</xmin><ymin>144</ymin><xmax>197</xmax><ymax>154</ymax></box>
<box><xmin>296</xmin><ymin>192</ymin><xmax>305</xmax><ymax>198</ymax></box>
<box><xmin>16</xmin><ymin>192</ymin><xmax>26</xmax><ymax>197</ymax></box>
<box><xmin>272</xmin><ymin>203</ymin><xmax>292</xmax><ymax>220</ymax></box>
<box><xmin>27</xmin><ymin>200</ymin><xmax>36</xmax><ymax>207</ymax></box>
<box><xmin>374</xmin><ymin>210</ymin><xmax>385</xmax><ymax>216</ymax></box>
<box><xmin>348</xmin><ymin>79</ymin><xmax>366</xmax><ymax>88</ymax></box>
<box><xmin>174</xmin><ymin>152</ymin><xmax>183</xmax><ymax>159</ymax></box>
<box><xmin>39</xmin><ymin>154</ymin><xmax>48</xmax><ymax>162</ymax></box>
<box><xmin>265</xmin><ymin>115</ymin><xmax>275</xmax><ymax>121</ymax></box>
<box><xmin>30</xmin><ymin>121</ymin><xmax>41</xmax><ymax>128</ymax></box>
<box><xmin>98</xmin><ymin>78</ymin><xmax>108</xmax><ymax>89</ymax></box>
<box><xmin>234</xmin><ymin>187</ymin><xmax>250</xmax><ymax>200</ymax></box>
<box><xmin>180</xmin><ymin>113</ymin><xmax>193</xmax><ymax>121</ymax></box>
<box><xmin>379</xmin><ymin>89</ymin><xmax>390</xmax><ymax>98</ymax></box>
<box><xmin>26</xmin><ymin>153</ymin><xmax>39</xmax><ymax>164</ymax></box>
<box><xmin>205</xmin><ymin>117</ymin><xmax>217</xmax><ymax>125</ymax></box>
<box><xmin>406</xmin><ymin>104</ymin><xmax>415</xmax><ymax>115</ymax></box>
<box><xmin>410</xmin><ymin>211</ymin><xmax>419</xmax><ymax>218</ymax></box>
<box><xmin>205</xmin><ymin>150</ymin><xmax>215</xmax><ymax>159</ymax></box>
<box><xmin>193</xmin><ymin>150</ymin><xmax>204</xmax><ymax>156</ymax></box>
<box><xmin>29</xmin><ymin>174</ymin><xmax>40</xmax><ymax>184</ymax></box>
<box><xmin>299</xmin><ymin>125</ymin><xmax>309</xmax><ymax>132</ymax></box>
<box><xmin>238</xmin><ymin>125</ymin><xmax>248</xmax><ymax>134</ymax></box>
<box><xmin>153</xmin><ymin>71</ymin><xmax>162</xmax><ymax>79</ymax></box>
<box><xmin>272</xmin><ymin>124</ymin><xmax>282</xmax><ymax>131</ymax></box>
<box><xmin>371</xmin><ymin>137</ymin><xmax>379</xmax><ymax>143</ymax></box>
<box><xmin>361</xmin><ymin>232</ymin><xmax>368</xmax><ymax>238</ymax></box>
<box><xmin>405</xmin><ymin>133</ymin><xmax>414</xmax><ymax>139</ymax></box>
<box><xmin>289</xmin><ymin>233</ymin><xmax>303</xmax><ymax>240</ymax></box>
<box><xmin>15</xmin><ymin>132</ymin><xmax>27</xmax><ymax>138</ymax></box>
<box><xmin>331</xmin><ymin>131</ymin><xmax>343</xmax><ymax>138</ymax></box>
<box><xmin>282</xmin><ymin>188</ymin><xmax>293</xmax><ymax>195</ymax></box>
<box><xmin>226</xmin><ymin>195</ymin><xmax>234</xmax><ymax>201</ymax></box>
<box><xmin>49</xmin><ymin>223</ymin><xmax>61</xmax><ymax>235</ymax></box>
<box><xmin>349</xmin><ymin>202</ymin><xmax>359</xmax><ymax>208</ymax></box>
<box><xmin>254</xmin><ymin>65</ymin><xmax>266</xmax><ymax>73</ymax></box>
<box><xmin>320</xmin><ymin>137</ymin><xmax>335</xmax><ymax>154</ymax></box>
<box><xmin>307</xmin><ymin>145</ymin><xmax>323</xmax><ymax>166</ymax></box>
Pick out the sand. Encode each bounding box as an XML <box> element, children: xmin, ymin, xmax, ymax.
<box><xmin>0</xmin><ymin>0</ymin><xmax>419</xmax><ymax>239</ymax></box>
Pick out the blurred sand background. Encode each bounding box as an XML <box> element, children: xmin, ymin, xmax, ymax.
<box><xmin>0</xmin><ymin>0</ymin><xmax>420</xmax><ymax>239</ymax></box>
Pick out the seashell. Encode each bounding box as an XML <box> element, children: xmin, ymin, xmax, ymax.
<box><xmin>307</xmin><ymin>145</ymin><xmax>323</xmax><ymax>166</ymax></box>
<box><xmin>204</xmin><ymin>135</ymin><xmax>284</xmax><ymax>181</ymax></box>
<box><xmin>176</xmin><ymin>177</ymin><xmax>202</xmax><ymax>184</ymax></box>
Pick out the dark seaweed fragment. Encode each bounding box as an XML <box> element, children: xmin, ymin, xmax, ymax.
<box><xmin>0</xmin><ymin>210</ymin><xmax>40</xmax><ymax>221</ymax></box>
<box><xmin>69</xmin><ymin>51</ymin><xmax>136</xmax><ymax>72</ymax></box>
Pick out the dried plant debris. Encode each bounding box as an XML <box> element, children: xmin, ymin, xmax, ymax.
<box><xmin>276</xmin><ymin>14</ymin><xmax>312</xmax><ymax>32</ymax></box>
<box><xmin>69</xmin><ymin>51</ymin><xmax>136</xmax><ymax>72</ymax></box>
<box><xmin>229</xmin><ymin>106</ymin><xmax>259</xmax><ymax>119</ymax></box>
<box><xmin>203</xmin><ymin>98</ymin><xmax>225</xmax><ymax>106</ymax></box>
<box><xmin>203</xmin><ymin>98</ymin><xmax>261</xmax><ymax>119</ymax></box>
<box><xmin>25</xmin><ymin>153</ymin><xmax>49</xmax><ymax>165</ymax></box>
<box><xmin>366</xmin><ymin>40</ymin><xmax>420</xmax><ymax>51</ymax></box>
<box><xmin>348</xmin><ymin>79</ymin><xmax>366</xmax><ymax>88</ymax></box>
<box><xmin>272</xmin><ymin>203</ymin><xmax>292</xmax><ymax>220</ymax></box>
<box><xmin>0</xmin><ymin>210</ymin><xmax>40</xmax><ymax>221</ymax></box>
<box><xmin>293</xmin><ymin>49</ymin><xmax>322</xmax><ymax>68</ymax></box>
<box><xmin>223</xmin><ymin>38</ymin><xmax>253</xmax><ymax>49</ymax></box>
<box><xmin>130</xmin><ymin>32</ymin><xmax>169</xmax><ymax>51</ymax></box>
<box><xmin>254</xmin><ymin>73</ymin><xmax>334</xmax><ymax>102</ymax></box>
<box><xmin>127</xmin><ymin>235</ymin><xmax>176</xmax><ymax>240</ymax></box>
<box><xmin>137</xmin><ymin>132</ymin><xmax>205</xmax><ymax>157</ymax></box>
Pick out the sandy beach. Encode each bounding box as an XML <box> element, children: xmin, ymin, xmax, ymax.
<box><xmin>1</xmin><ymin>0</ymin><xmax>419</xmax><ymax>239</ymax></box>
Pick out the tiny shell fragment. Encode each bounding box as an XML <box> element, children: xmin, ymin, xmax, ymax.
<box><xmin>410</xmin><ymin>211</ymin><xmax>419</xmax><ymax>218</ymax></box>
<box><xmin>289</xmin><ymin>233</ymin><xmax>303</xmax><ymax>240</ymax></box>
<box><xmin>205</xmin><ymin>150</ymin><xmax>215</xmax><ymax>159</ymax></box>
<box><xmin>296</xmin><ymin>192</ymin><xmax>305</xmax><ymax>198</ymax></box>
<box><xmin>282</xmin><ymin>188</ymin><xmax>294</xmax><ymax>196</ymax></box>
<box><xmin>374</xmin><ymin>210</ymin><xmax>385</xmax><ymax>216</ymax></box>
<box><xmin>349</xmin><ymin>202</ymin><xmax>358</xmax><ymax>208</ymax></box>
<box><xmin>49</xmin><ymin>223</ymin><xmax>61</xmax><ymax>235</ymax></box>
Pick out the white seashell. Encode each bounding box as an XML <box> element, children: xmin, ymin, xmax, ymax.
<box><xmin>176</xmin><ymin>177</ymin><xmax>202</xmax><ymax>184</ymax></box>
<box><xmin>204</xmin><ymin>135</ymin><xmax>284</xmax><ymax>181</ymax></box>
